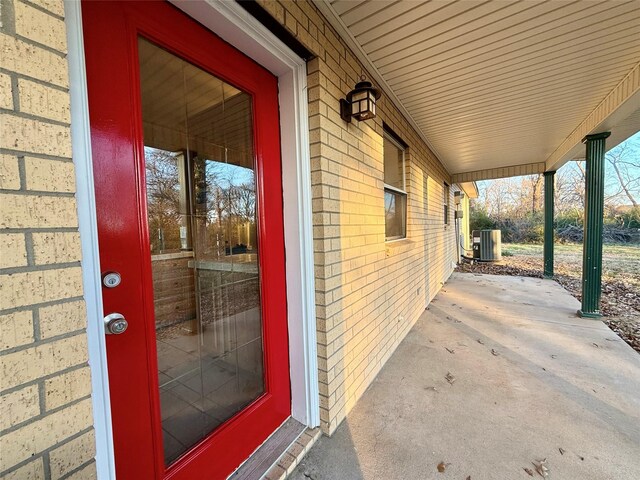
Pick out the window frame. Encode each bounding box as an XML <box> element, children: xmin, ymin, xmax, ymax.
<box><xmin>383</xmin><ymin>130</ymin><xmax>407</xmax><ymax>241</ymax></box>
<box><xmin>443</xmin><ymin>182</ymin><xmax>450</xmax><ymax>225</ymax></box>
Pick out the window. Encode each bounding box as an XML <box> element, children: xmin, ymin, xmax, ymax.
<box><xmin>383</xmin><ymin>130</ymin><xmax>407</xmax><ymax>240</ymax></box>
<box><xmin>443</xmin><ymin>182</ymin><xmax>450</xmax><ymax>225</ymax></box>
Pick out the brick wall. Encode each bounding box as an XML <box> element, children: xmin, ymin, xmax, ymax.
<box><xmin>0</xmin><ymin>0</ymin><xmax>96</xmax><ymax>478</ymax></box>
<box><xmin>256</xmin><ymin>0</ymin><xmax>457</xmax><ymax>434</ymax></box>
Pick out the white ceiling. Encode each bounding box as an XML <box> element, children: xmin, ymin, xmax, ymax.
<box><xmin>320</xmin><ymin>0</ymin><xmax>640</xmax><ymax>177</ymax></box>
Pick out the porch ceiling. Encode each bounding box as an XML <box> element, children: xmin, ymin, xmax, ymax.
<box><xmin>316</xmin><ymin>0</ymin><xmax>640</xmax><ymax>180</ymax></box>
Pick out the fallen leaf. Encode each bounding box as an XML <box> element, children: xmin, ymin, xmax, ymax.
<box><xmin>445</xmin><ymin>347</ymin><xmax>455</xmax><ymax>354</ymax></box>
<box><xmin>477</xmin><ymin>339</ymin><xmax>484</xmax><ymax>345</ymax></box>
<box><xmin>491</xmin><ymin>349</ymin><xmax>499</xmax><ymax>356</ymax></box>
<box><xmin>523</xmin><ymin>467</ymin><xmax>534</xmax><ymax>477</ymax></box>
<box><xmin>445</xmin><ymin>372</ymin><xmax>456</xmax><ymax>385</ymax></box>
<box><xmin>437</xmin><ymin>462</ymin><xmax>446</xmax><ymax>473</ymax></box>
<box><xmin>559</xmin><ymin>448</ymin><xmax>565</xmax><ymax>455</ymax></box>
<box><xmin>592</xmin><ymin>343</ymin><xmax>600</xmax><ymax>348</ymax></box>
<box><xmin>533</xmin><ymin>459</ymin><xmax>549</xmax><ymax>478</ymax></box>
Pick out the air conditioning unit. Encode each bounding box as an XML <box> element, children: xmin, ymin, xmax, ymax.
<box><xmin>479</xmin><ymin>230</ymin><xmax>502</xmax><ymax>261</ymax></box>
<box><xmin>472</xmin><ymin>230</ymin><xmax>481</xmax><ymax>259</ymax></box>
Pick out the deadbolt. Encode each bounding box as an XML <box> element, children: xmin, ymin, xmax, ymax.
<box><xmin>104</xmin><ymin>313</ymin><xmax>128</xmax><ymax>335</ymax></box>
<box><xmin>102</xmin><ymin>272</ymin><xmax>121</xmax><ymax>288</ymax></box>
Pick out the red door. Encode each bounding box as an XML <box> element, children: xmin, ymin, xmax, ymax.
<box><xmin>82</xmin><ymin>2</ymin><xmax>290</xmax><ymax>478</ymax></box>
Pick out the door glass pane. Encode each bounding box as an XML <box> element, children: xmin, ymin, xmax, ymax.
<box><xmin>138</xmin><ymin>38</ymin><xmax>264</xmax><ymax>466</ymax></box>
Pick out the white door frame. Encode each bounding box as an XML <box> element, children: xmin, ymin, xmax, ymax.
<box><xmin>65</xmin><ymin>1</ymin><xmax>319</xmax><ymax>477</ymax></box>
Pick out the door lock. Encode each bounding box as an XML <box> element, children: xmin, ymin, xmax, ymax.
<box><xmin>102</xmin><ymin>272</ymin><xmax>122</xmax><ymax>288</ymax></box>
<box><xmin>104</xmin><ymin>313</ymin><xmax>128</xmax><ymax>335</ymax></box>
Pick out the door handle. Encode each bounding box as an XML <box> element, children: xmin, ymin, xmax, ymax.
<box><xmin>104</xmin><ymin>312</ymin><xmax>128</xmax><ymax>335</ymax></box>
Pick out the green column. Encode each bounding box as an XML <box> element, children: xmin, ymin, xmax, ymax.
<box><xmin>578</xmin><ymin>132</ymin><xmax>610</xmax><ymax>318</ymax></box>
<box><xmin>543</xmin><ymin>171</ymin><xmax>555</xmax><ymax>278</ymax></box>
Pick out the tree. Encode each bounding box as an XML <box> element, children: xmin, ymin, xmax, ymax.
<box><xmin>606</xmin><ymin>140</ymin><xmax>639</xmax><ymax>207</ymax></box>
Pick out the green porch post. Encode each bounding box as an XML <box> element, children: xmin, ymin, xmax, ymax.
<box><xmin>578</xmin><ymin>132</ymin><xmax>610</xmax><ymax>318</ymax></box>
<box><xmin>543</xmin><ymin>171</ymin><xmax>555</xmax><ymax>278</ymax></box>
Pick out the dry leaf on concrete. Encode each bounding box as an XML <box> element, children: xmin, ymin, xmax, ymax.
<box><xmin>533</xmin><ymin>459</ymin><xmax>549</xmax><ymax>478</ymax></box>
<box><xmin>559</xmin><ymin>447</ymin><xmax>565</xmax><ymax>455</ymax></box>
<box><xmin>491</xmin><ymin>349</ymin><xmax>499</xmax><ymax>356</ymax></box>
<box><xmin>445</xmin><ymin>372</ymin><xmax>456</xmax><ymax>385</ymax></box>
<box><xmin>437</xmin><ymin>462</ymin><xmax>447</xmax><ymax>472</ymax></box>
<box><xmin>523</xmin><ymin>467</ymin><xmax>534</xmax><ymax>477</ymax></box>
<box><xmin>477</xmin><ymin>339</ymin><xmax>484</xmax><ymax>345</ymax></box>
<box><xmin>445</xmin><ymin>347</ymin><xmax>455</xmax><ymax>354</ymax></box>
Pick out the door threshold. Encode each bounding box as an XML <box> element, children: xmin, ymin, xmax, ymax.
<box><xmin>228</xmin><ymin>418</ymin><xmax>320</xmax><ymax>480</ymax></box>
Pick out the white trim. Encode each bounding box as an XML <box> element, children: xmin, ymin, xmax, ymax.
<box><xmin>383</xmin><ymin>184</ymin><xmax>407</xmax><ymax>196</ymax></box>
<box><xmin>64</xmin><ymin>2</ymin><xmax>116</xmax><ymax>478</ymax></box>
<box><xmin>66</xmin><ymin>4</ymin><xmax>319</xmax><ymax>476</ymax></box>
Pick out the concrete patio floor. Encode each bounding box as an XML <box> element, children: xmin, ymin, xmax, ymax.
<box><xmin>291</xmin><ymin>273</ymin><xmax>640</xmax><ymax>480</ymax></box>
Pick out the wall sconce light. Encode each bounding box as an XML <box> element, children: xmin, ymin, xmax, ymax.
<box><xmin>340</xmin><ymin>76</ymin><xmax>381</xmax><ymax>123</ymax></box>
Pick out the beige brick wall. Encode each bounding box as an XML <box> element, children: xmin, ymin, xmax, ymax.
<box><xmin>0</xmin><ymin>0</ymin><xmax>96</xmax><ymax>478</ymax></box>
<box><xmin>257</xmin><ymin>0</ymin><xmax>458</xmax><ymax>435</ymax></box>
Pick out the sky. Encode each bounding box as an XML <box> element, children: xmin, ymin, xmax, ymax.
<box><xmin>477</xmin><ymin>130</ymin><xmax>640</xmax><ymax>207</ymax></box>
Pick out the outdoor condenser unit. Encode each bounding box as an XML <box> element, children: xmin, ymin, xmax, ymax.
<box><xmin>479</xmin><ymin>230</ymin><xmax>502</xmax><ymax>261</ymax></box>
<box><xmin>472</xmin><ymin>230</ymin><xmax>481</xmax><ymax>259</ymax></box>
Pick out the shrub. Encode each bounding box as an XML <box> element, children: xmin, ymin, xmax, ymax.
<box><xmin>619</xmin><ymin>206</ymin><xmax>640</xmax><ymax>229</ymax></box>
<box><xmin>469</xmin><ymin>208</ymin><xmax>495</xmax><ymax>232</ymax></box>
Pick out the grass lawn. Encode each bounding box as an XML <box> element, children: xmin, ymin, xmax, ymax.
<box><xmin>502</xmin><ymin>243</ymin><xmax>640</xmax><ymax>289</ymax></box>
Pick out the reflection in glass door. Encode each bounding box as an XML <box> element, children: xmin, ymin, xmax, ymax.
<box><xmin>139</xmin><ymin>38</ymin><xmax>264</xmax><ymax>465</ymax></box>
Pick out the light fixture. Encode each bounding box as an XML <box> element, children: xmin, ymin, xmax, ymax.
<box><xmin>340</xmin><ymin>76</ymin><xmax>381</xmax><ymax>123</ymax></box>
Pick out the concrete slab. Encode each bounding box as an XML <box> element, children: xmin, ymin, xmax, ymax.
<box><xmin>291</xmin><ymin>273</ymin><xmax>640</xmax><ymax>480</ymax></box>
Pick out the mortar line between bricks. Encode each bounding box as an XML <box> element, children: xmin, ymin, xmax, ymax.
<box><xmin>0</xmin><ymin>425</ymin><xmax>94</xmax><ymax>478</ymax></box>
<box><xmin>0</xmin><ymin>188</ymin><xmax>76</xmax><ymax>197</ymax></box>
<box><xmin>0</xmin><ymin>148</ymin><xmax>72</xmax><ymax>162</ymax></box>
<box><xmin>59</xmin><ymin>458</ymin><xmax>96</xmax><ymax>480</ymax></box>
<box><xmin>16</xmin><ymin>154</ymin><xmax>26</xmax><ymax>189</ymax></box>
<box><xmin>0</xmin><ymin>393</ymin><xmax>92</xmax><ymax>437</ymax></box>
<box><xmin>38</xmin><ymin>379</ymin><xmax>46</xmax><ymax>415</ymax></box>
<box><xmin>24</xmin><ymin>230</ymin><xmax>34</xmax><ymax>265</ymax></box>
<box><xmin>0</xmin><ymin>69</ymin><xmax>69</xmax><ymax>93</ymax></box>
<box><xmin>32</xmin><ymin>302</ymin><xmax>41</xmax><ymax>341</ymax></box>
<box><xmin>0</xmin><ymin>260</ymin><xmax>81</xmax><ymax>275</ymax></box>
<box><xmin>0</xmin><ymin>295</ymin><xmax>84</xmax><ymax>316</ymax></box>
<box><xmin>0</xmin><ymin>0</ymin><xmax>16</xmax><ymax>35</ymax></box>
<box><xmin>0</xmin><ymin>362</ymin><xmax>88</xmax><ymax>397</ymax></box>
<box><xmin>43</xmin><ymin>451</ymin><xmax>52</xmax><ymax>480</ymax></box>
<box><xmin>12</xmin><ymin>33</ymin><xmax>68</xmax><ymax>58</ymax></box>
<box><xmin>0</xmin><ymin>227</ymin><xmax>79</xmax><ymax>234</ymax></box>
<box><xmin>10</xmin><ymin>74</ymin><xmax>19</xmax><ymax>110</ymax></box>
<box><xmin>19</xmin><ymin>0</ymin><xmax>64</xmax><ymax>21</ymax></box>
<box><xmin>0</xmin><ymin>107</ymin><xmax>71</xmax><ymax>127</ymax></box>
<box><xmin>0</xmin><ymin>328</ymin><xmax>88</xmax><ymax>358</ymax></box>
